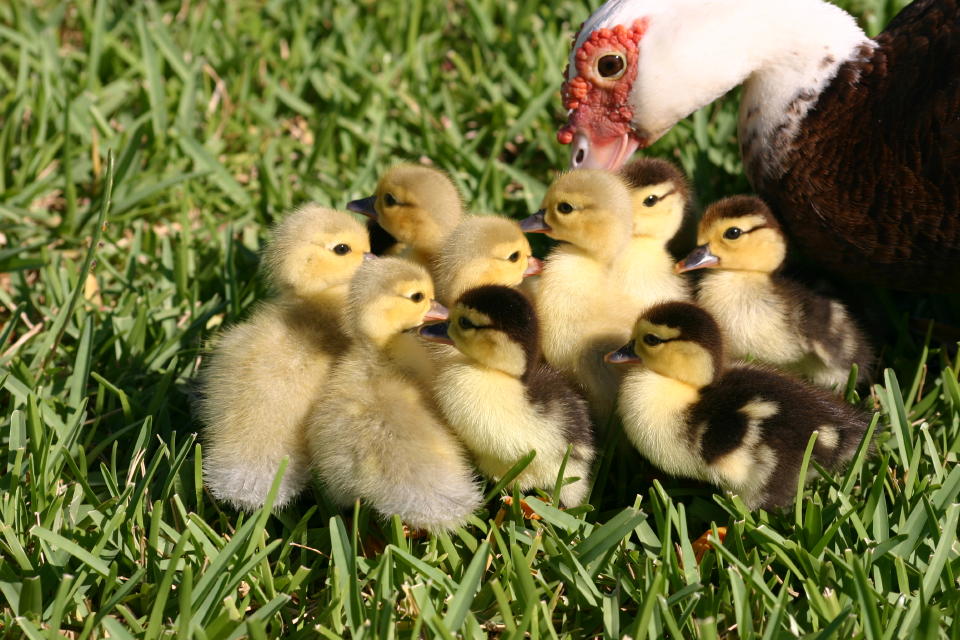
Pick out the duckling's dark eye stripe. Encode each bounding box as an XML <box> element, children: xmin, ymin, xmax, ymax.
<box><xmin>461</xmin><ymin>322</ymin><xmax>494</xmax><ymax>330</ymax></box>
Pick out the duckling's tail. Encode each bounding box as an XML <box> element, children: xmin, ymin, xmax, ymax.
<box><xmin>813</xmin><ymin>402</ymin><xmax>874</xmax><ymax>469</ymax></box>
<box><xmin>366</xmin><ymin>466</ymin><xmax>484</xmax><ymax>532</ymax></box>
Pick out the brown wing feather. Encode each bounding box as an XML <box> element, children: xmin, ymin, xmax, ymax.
<box><xmin>761</xmin><ymin>0</ymin><xmax>960</xmax><ymax>292</ymax></box>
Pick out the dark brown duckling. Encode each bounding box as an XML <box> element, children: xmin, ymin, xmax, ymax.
<box><xmin>677</xmin><ymin>195</ymin><xmax>874</xmax><ymax>389</ymax></box>
<box><xmin>607</xmin><ymin>301</ymin><xmax>871</xmax><ymax>510</ymax></box>
<box><xmin>420</xmin><ymin>286</ymin><xmax>595</xmax><ymax>506</ymax></box>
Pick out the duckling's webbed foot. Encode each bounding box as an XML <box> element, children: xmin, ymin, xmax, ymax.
<box><xmin>499</xmin><ymin>496</ymin><xmax>544</xmax><ymax>520</ymax></box>
<box><xmin>692</xmin><ymin>526</ymin><xmax>727</xmax><ymax>563</ymax></box>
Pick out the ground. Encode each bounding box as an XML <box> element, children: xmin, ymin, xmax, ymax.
<box><xmin>1</xmin><ymin>0</ymin><xmax>958</xmax><ymax>637</ymax></box>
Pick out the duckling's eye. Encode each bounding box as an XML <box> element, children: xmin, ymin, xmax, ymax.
<box><xmin>643</xmin><ymin>195</ymin><xmax>659</xmax><ymax>207</ymax></box>
<box><xmin>596</xmin><ymin>53</ymin><xmax>625</xmax><ymax>79</ymax></box>
<box><xmin>333</xmin><ymin>243</ymin><xmax>351</xmax><ymax>255</ymax></box>
<box><xmin>459</xmin><ymin>316</ymin><xmax>476</xmax><ymax>330</ymax></box>
<box><xmin>508</xmin><ymin>251</ymin><xmax>521</xmax><ymax>262</ymax></box>
<box><xmin>643</xmin><ymin>334</ymin><xmax>664</xmax><ymax>347</ymax></box>
<box><xmin>557</xmin><ymin>202</ymin><xmax>574</xmax><ymax>214</ymax></box>
<box><xmin>723</xmin><ymin>227</ymin><xmax>743</xmax><ymax>240</ymax></box>
<box><xmin>384</xmin><ymin>193</ymin><xmax>398</xmax><ymax>207</ymax></box>
<box><xmin>410</xmin><ymin>292</ymin><xmax>424</xmax><ymax>303</ymax></box>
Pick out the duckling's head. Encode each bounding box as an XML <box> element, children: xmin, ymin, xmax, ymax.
<box><xmin>420</xmin><ymin>285</ymin><xmax>537</xmax><ymax>378</ymax></box>
<box><xmin>346</xmin><ymin>257</ymin><xmax>447</xmax><ymax>347</ymax></box>
<box><xmin>606</xmin><ymin>302</ymin><xmax>723</xmax><ymax>389</ymax></box>
<box><xmin>263</xmin><ymin>205</ymin><xmax>371</xmax><ymax>302</ymax></box>
<box><xmin>521</xmin><ymin>170</ymin><xmax>632</xmax><ymax>257</ymax></box>
<box><xmin>620</xmin><ymin>157</ymin><xmax>690</xmax><ymax>241</ymax></box>
<box><xmin>676</xmin><ymin>196</ymin><xmax>785</xmax><ymax>274</ymax></box>
<box><xmin>348</xmin><ymin>164</ymin><xmax>463</xmax><ymax>257</ymax></box>
<box><xmin>434</xmin><ymin>216</ymin><xmax>542</xmax><ymax>304</ymax></box>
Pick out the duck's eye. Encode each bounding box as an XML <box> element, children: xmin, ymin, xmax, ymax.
<box><xmin>508</xmin><ymin>251</ymin><xmax>521</xmax><ymax>262</ymax></box>
<box><xmin>557</xmin><ymin>202</ymin><xmax>574</xmax><ymax>214</ymax></box>
<box><xmin>384</xmin><ymin>193</ymin><xmax>398</xmax><ymax>207</ymax></box>
<box><xmin>333</xmin><ymin>243</ymin><xmax>351</xmax><ymax>255</ymax></box>
<box><xmin>459</xmin><ymin>316</ymin><xmax>476</xmax><ymax>330</ymax></box>
<box><xmin>643</xmin><ymin>334</ymin><xmax>664</xmax><ymax>347</ymax></box>
<box><xmin>596</xmin><ymin>53</ymin><xmax>626</xmax><ymax>79</ymax></box>
<box><xmin>723</xmin><ymin>227</ymin><xmax>743</xmax><ymax>240</ymax></box>
<box><xmin>410</xmin><ymin>292</ymin><xmax>424</xmax><ymax>303</ymax></box>
<box><xmin>643</xmin><ymin>194</ymin><xmax>659</xmax><ymax>207</ymax></box>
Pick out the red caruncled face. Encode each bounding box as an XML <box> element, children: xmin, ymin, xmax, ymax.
<box><xmin>558</xmin><ymin>19</ymin><xmax>649</xmax><ymax>146</ymax></box>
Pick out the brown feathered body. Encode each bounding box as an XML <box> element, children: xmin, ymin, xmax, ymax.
<box><xmin>747</xmin><ymin>0</ymin><xmax>960</xmax><ymax>291</ymax></box>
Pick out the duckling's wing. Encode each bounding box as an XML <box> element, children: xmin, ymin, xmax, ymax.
<box><xmin>526</xmin><ymin>362</ymin><xmax>595</xmax><ymax>455</ymax></box>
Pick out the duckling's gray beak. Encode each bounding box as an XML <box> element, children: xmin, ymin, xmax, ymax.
<box><xmin>520</xmin><ymin>210</ymin><xmax>551</xmax><ymax>233</ymax></box>
<box><xmin>423</xmin><ymin>300</ymin><xmax>449</xmax><ymax>323</ymax></box>
<box><xmin>347</xmin><ymin>195</ymin><xmax>378</xmax><ymax>219</ymax></box>
<box><xmin>523</xmin><ymin>256</ymin><xmax>544</xmax><ymax>277</ymax></box>
<box><xmin>676</xmin><ymin>244</ymin><xmax>719</xmax><ymax>273</ymax></box>
<box><xmin>363</xmin><ymin>252</ymin><xmax>377</xmax><ymax>261</ymax></box>
<box><xmin>418</xmin><ymin>321</ymin><xmax>454</xmax><ymax>345</ymax></box>
<box><xmin>605</xmin><ymin>342</ymin><xmax>641</xmax><ymax>364</ymax></box>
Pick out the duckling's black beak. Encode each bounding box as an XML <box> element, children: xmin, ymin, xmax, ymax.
<box><xmin>347</xmin><ymin>195</ymin><xmax>378</xmax><ymax>220</ymax></box>
<box><xmin>605</xmin><ymin>342</ymin><xmax>641</xmax><ymax>364</ymax></box>
<box><xmin>523</xmin><ymin>256</ymin><xmax>544</xmax><ymax>277</ymax></box>
<box><xmin>676</xmin><ymin>244</ymin><xmax>719</xmax><ymax>273</ymax></box>
<box><xmin>423</xmin><ymin>300</ymin><xmax>449</xmax><ymax>323</ymax></box>
<box><xmin>418</xmin><ymin>321</ymin><xmax>454</xmax><ymax>345</ymax></box>
<box><xmin>520</xmin><ymin>210</ymin><xmax>551</xmax><ymax>233</ymax></box>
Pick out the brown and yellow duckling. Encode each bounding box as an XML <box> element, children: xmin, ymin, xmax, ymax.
<box><xmin>620</xmin><ymin>156</ymin><xmax>697</xmax><ymax>260</ymax></box>
<box><xmin>198</xmin><ymin>205</ymin><xmax>370</xmax><ymax>511</ymax></box>
<box><xmin>419</xmin><ymin>286</ymin><xmax>595</xmax><ymax>507</ymax></box>
<box><xmin>307</xmin><ymin>257</ymin><xmax>482</xmax><ymax>532</ymax></box>
<box><xmin>607</xmin><ymin>301</ymin><xmax>871</xmax><ymax>510</ymax></box>
<box><xmin>676</xmin><ymin>196</ymin><xmax>873</xmax><ymax>388</ymax></box>
<box><xmin>348</xmin><ymin>163</ymin><xmax>463</xmax><ymax>268</ymax></box>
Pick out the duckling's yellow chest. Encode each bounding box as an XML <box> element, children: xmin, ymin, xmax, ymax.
<box><xmin>536</xmin><ymin>251</ymin><xmax>638</xmax><ymax>370</ymax></box>
<box><xmin>432</xmin><ymin>362</ymin><xmax>566</xmax><ymax>480</ymax></box>
<box><xmin>697</xmin><ymin>272</ymin><xmax>805</xmax><ymax>364</ymax></box>
<box><xmin>618</xmin><ymin>369</ymin><xmax>705</xmax><ymax>479</ymax></box>
<box><xmin>618</xmin><ymin>238</ymin><xmax>689</xmax><ymax>310</ymax></box>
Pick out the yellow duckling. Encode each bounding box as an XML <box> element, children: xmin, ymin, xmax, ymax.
<box><xmin>307</xmin><ymin>257</ymin><xmax>482</xmax><ymax>532</ymax></box>
<box><xmin>433</xmin><ymin>215</ymin><xmax>543</xmax><ymax>306</ymax></box>
<box><xmin>348</xmin><ymin>163</ymin><xmax>463</xmax><ymax>268</ymax></box>
<box><xmin>520</xmin><ymin>169</ymin><xmax>654</xmax><ymax>421</ymax></box>
<box><xmin>676</xmin><ymin>196</ymin><xmax>873</xmax><ymax>388</ymax></box>
<box><xmin>419</xmin><ymin>286</ymin><xmax>595</xmax><ymax>507</ymax></box>
<box><xmin>198</xmin><ymin>205</ymin><xmax>370</xmax><ymax>511</ymax></box>
<box><xmin>607</xmin><ymin>301</ymin><xmax>870</xmax><ymax>510</ymax></box>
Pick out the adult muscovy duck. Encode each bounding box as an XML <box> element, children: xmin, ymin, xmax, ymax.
<box><xmin>559</xmin><ymin>0</ymin><xmax>960</xmax><ymax>292</ymax></box>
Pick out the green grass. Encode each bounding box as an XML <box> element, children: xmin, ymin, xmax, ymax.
<box><xmin>2</xmin><ymin>0</ymin><xmax>958</xmax><ymax>637</ymax></box>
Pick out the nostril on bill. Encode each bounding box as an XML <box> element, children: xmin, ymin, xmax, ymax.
<box><xmin>575</xmin><ymin>149</ymin><xmax>585</xmax><ymax>165</ymax></box>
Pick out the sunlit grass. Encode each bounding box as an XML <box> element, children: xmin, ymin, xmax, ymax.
<box><xmin>1</xmin><ymin>0</ymin><xmax>958</xmax><ymax>637</ymax></box>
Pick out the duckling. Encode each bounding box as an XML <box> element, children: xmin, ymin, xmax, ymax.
<box><xmin>676</xmin><ymin>196</ymin><xmax>873</xmax><ymax>388</ymax></box>
<box><xmin>348</xmin><ymin>163</ymin><xmax>463</xmax><ymax>268</ymax></box>
<box><xmin>618</xmin><ymin>157</ymin><xmax>693</xmax><ymax>302</ymax></box>
<box><xmin>520</xmin><ymin>169</ymin><xmax>676</xmax><ymax>421</ymax></box>
<box><xmin>620</xmin><ymin>157</ymin><xmax>698</xmax><ymax>259</ymax></box>
<box><xmin>606</xmin><ymin>301</ymin><xmax>870</xmax><ymax>510</ymax></box>
<box><xmin>433</xmin><ymin>215</ymin><xmax>543</xmax><ymax>306</ymax></box>
<box><xmin>307</xmin><ymin>257</ymin><xmax>482</xmax><ymax>532</ymax></box>
<box><xmin>198</xmin><ymin>205</ymin><xmax>370</xmax><ymax>511</ymax></box>
<box><xmin>419</xmin><ymin>286</ymin><xmax>594</xmax><ymax>506</ymax></box>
